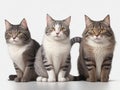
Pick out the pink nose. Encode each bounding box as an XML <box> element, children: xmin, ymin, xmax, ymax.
<box><xmin>13</xmin><ymin>37</ymin><xmax>16</xmax><ymax>39</ymax></box>
<box><xmin>56</xmin><ymin>33</ymin><xmax>59</xmax><ymax>35</ymax></box>
<box><xmin>95</xmin><ymin>34</ymin><xmax>99</xmax><ymax>37</ymax></box>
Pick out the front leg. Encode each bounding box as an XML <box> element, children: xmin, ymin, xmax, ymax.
<box><xmin>58</xmin><ymin>55</ymin><xmax>71</xmax><ymax>82</ymax></box>
<box><xmin>100</xmin><ymin>56</ymin><xmax>113</xmax><ymax>82</ymax></box>
<box><xmin>84</xmin><ymin>57</ymin><xmax>97</xmax><ymax>82</ymax></box>
<box><xmin>13</xmin><ymin>63</ymin><xmax>23</xmax><ymax>82</ymax></box>
<box><xmin>42</xmin><ymin>55</ymin><xmax>56</xmax><ymax>82</ymax></box>
<box><xmin>21</xmin><ymin>61</ymin><xmax>37</xmax><ymax>82</ymax></box>
<box><xmin>43</xmin><ymin>62</ymin><xmax>56</xmax><ymax>82</ymax></box>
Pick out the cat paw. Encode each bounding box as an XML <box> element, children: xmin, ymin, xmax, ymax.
<box><xmin>66</xmin><ymin>77</ymin><xmax>70</xmax><ymax>81</ymax></box>
<box><xmin>42</xmin><ymin>78</ymin><xmax>48</xmax><ymax>82</ymax></box>
<box><xmin>14</xmin><ymin>77</ymin><xmax>21</xmax><ymax>82</ymax></box>
<box><xmin>86</xmin><ymin>77</ymin><xmax>97</xmax><ymax>82</ymax></box>
<box><xmin>36</xmin><ymin>77</ymin><xmax>47</xmax><ymax>82</ymax></box>
<box><xmin>48</xmin><ymin>78</ymin><xmax>56</xmax><ymax>82</ymax></box>
<box><xmin>100</xmin><ymin>77</ymin><xmax>109</xmax><ymax>82</ymax></box>
<box><xmin>21</xmin><ymin>78</ymin><xmax>29</xmax><ymax>82</ymax></box>
<box><xmin>58</xmin><ymin>77</ymin><xmax>68</xmax><ymax>82</ymax></box>
<box><xmin>36</xmin><ymin>77</ymin><xmax>42</xmax><ymax>82</ymax></box>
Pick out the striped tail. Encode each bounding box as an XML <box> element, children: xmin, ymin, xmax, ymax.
<box><xmin>69</xmin><ymin>74</ymin><xmax>86</xmax><ymax>81</ymax></box>
<box><xmin>70</xmin><ymin>37</ymin><xmax>85</xmax><ymax>81</ymax></box>
<box><xmin>70</xmin><ymin>37</ymin><xmax>82</xmax><ymax>46</ymax></box>
<box><xmin>73</xmin><ymin>75</ymin><xmax>86</xmax><ymax>81</ymax></box>
<box><xmin>9</xmin><ymin>74</ymin><xmax>17</xmax><ymax>81</ymax></box>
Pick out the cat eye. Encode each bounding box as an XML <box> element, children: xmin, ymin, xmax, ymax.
<box><xmin>92</xmin><ymin>30</ymin><xmax>95</xmax><ymax>34</ymax></box>
<box><xmin>51</xmin><ymin>27</ymin><xmax>55</xmax><ymax>31</ymax></box>
<box><xmin>61</xmin><ymin>27</ymin><xmax>66</xmax><ymax>31</ymax></box>
<box><xmin>101</xmin><ymin>29</ymin><xmax>106</xmax><ymax>33</ymax></box>
<box><xmin>7</xmin><ymin>32</ymin><xmax>12</xmax><ymax>36</ymax></box>
<box><xmin>87</xmin><ymin>30</ymin><xmax>94</xmax><ymax>34</ymax></box>
<box><xmin>18</xmin><ymin>32</ymin><xmax>23</xmax><ymax>36</ymax></box>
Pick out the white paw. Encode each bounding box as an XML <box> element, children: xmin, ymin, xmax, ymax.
<box><xmin>42</xmin><ymin>78</ymin><xmax>48</xmax><ymax>82</ymax></box>
<box><xmin>36</xmin><ymin>77</ymin><xmax>48</xmax><ymax>82</ymax></box>
<box><xmin>36</xmin><ymin>76</ymin><xmax>42</xmax><ymax>82</ymax></box>
<box><xmin>58</xmin><ymin>77</ymin><xmax>68</xmax><ymax>82</ymax></box>
<box><xmin>48</xmin><ymin>78</ymin><xmax>56</xmax><ymax>82</ymax></box>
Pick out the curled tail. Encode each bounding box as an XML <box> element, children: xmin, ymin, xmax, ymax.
<box><xmin>9</xmin><ymin>74</ymin><xmax>17</xmax><ymax>81</ymax></box>
<box><xmin>69</xmin><ymin>75</ymin><xmax>86</xmax><ymax>81</ymax></box>
<box><xmin>70</xmin><ymin>37</ymin><xmax>86</xmax><ymax>81</ymax></box>
<box><xmin>70</xmin><ymin>37</ymin><xmax>82</xmax><ymax>46</ymax></box>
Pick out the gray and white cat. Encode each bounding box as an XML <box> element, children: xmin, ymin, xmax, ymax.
<box><xmin>35</xmin><ymin>14</ymin><xmax>73</xmax><ymax>82</ymax></box>
<box><xmin>77</xmin><ymin>15</ymin><xmax>116</xmax><ymax>82</ymax></box>
<box><xmin>5</xmin><ymin>19</ymin><xmax>40</xmax><ymax>82</ymax></box>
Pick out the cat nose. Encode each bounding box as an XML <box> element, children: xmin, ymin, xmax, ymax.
<box><xmin>13</xmin><ymin>36</ymin><xmax>16</xmax><ymax>39</ymax></box>
<box><xmin>95</xmin><ymin>34</ymin><xmax>99</xmax><ymax>37</ymax></box>
<box><xmin>56</xmin><ymin>32</ymin><xmax>59</xmax><ymax>35</ymax></box>
<box><xmin>95</xmin><ymin>35</ymin><xmax>101</xmax><ymax>38</ymax></box>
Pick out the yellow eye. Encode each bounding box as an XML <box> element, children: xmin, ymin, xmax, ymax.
<box><xmin>8</xmin><ymin>33</ymin><xmax>12</xmax><ymax>36</ymax></box>
<box><xmin>92</xmin><ymin>30</ymin><xmax>95</xmax><ymax>34</ymax></box>
<box><xmin>51</xmin><ymin>27</ymin><xmax>55</xmax><ymax>31</ymax></box>
<box><xmin>7</xmin><ymin>32</ymin><xmax>12</xmax><ymax>36</ymax></box>
<box><xmin>18</xmin><ymin>32</ymin><xmax>23</xmax><ymax>36</ymax></box>
<box><xmin>61</xmin><ymin>27</ymin><xmax>65</xmax><ymax>31</ymax></box>
<box><xmin>101</xmin><ymin>29</ymin><xmax>106</xmax><ymax>33</ymax></box>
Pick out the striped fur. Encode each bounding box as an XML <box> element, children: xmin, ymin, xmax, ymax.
<box><xmin>35</xmin><ymin>15</ymin><xmax>71</xmax><ymax>82</ymax></box>
<box><xmin>35</xmin><ymin>15</ymin><xmax>83</xmax><ymax>82</ymax></box>
<box><xmin>70</xmin><ymin>37</ymin><xmax>82</xmax><ymax>46</ymax></box>
<box><xmin>77</xmin><ymin>15</ymin><xmax>115</xmax><ymax>82</ymax></box>
<box><xmin>5</xmin><ymin>19</ymin><xmax>40</xmax><ymax>82</ymax></box>
<box><xmin>35</xmin><ymin>37</ymin><xmax>82</xmax><ymax>82</ymax></box>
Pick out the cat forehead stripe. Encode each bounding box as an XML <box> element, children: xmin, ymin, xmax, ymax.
<box><xmin>55</xmin><ymin>24</ymin><xmax>60</xmax><ymax>31</ymax></box>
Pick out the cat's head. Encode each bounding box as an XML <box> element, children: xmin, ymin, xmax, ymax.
<box><xmin>83</xmin><ymin>15</ymin><xmax>114</xmax><ymax>43</ymax></box>
<box><xmin>45</xmin><ymin>14</ymin><xmax>71</xmax><ymax>41</ymax></box>
<box><xmin>5</xmin><ymin>18</ymin><xmax>31</xmax><ymax>45</ymax></box>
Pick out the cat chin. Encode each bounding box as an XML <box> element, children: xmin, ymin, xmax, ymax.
<box><xmin>8</xmin><ymin>41</ymin><xmax>23</xmax><ymax>45</ymax></box>
<box><xmin>90</xmin><ymin>38</ymin><xmax>103</xmax><ymax>43</ymax></box>
<box><xmin>49</xmin><ymin>36</ymin><xmax>64</xmax><ymax>41</ymax></box>
<box><xmin>54</xmin><ymin>37</ymin><xmax>63</xmax><ymax>40</ymax></box>
<box><xmin>93</xmin><ymin>40</ymin><xmax>105</xmax><ymax>44</ymax></box>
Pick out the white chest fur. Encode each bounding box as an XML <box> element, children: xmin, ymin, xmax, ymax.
<box><xmin>43</xmin><ymin>36</ymin><xmax>71</xmax><ymax>74</ymax></box>
<box><xmin>7</xmin><ymin>43</ymin><xmax>31</xmax><ymax>71</ymax></box>
<box><xmin>87</xmin><ymin>40</ymin><xmax>110</xmax><ymax>79</ymax></box>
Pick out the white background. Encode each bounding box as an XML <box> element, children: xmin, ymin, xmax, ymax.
<box><xmin>0</xmin><ymin>0</ymin><xmax>120</xmax><ymax>90</ymax></box>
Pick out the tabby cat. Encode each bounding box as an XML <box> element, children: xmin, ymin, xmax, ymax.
<box><xmin>5</xmin><ymin>19</ymin><xmax>40</xmax><ymax>82</ymax></box>
<box><xmin>35</xmin><ymin>14</ymin><xmax>73</xmax><ymax>82</ymax></box>
<box><xmin>77</xmin><ymin>15</ymin><xmax>116</xmax><ymax>82</ymax></box>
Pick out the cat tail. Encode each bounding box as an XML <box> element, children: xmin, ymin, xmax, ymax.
<box><xmin>70</xmin><ymin>37</ymin><xmax>83</xmax><ymax>81</ymax></box>
<box><xmin>70</xmin><ymin>37</ymin><xmax>82</xmax><ymax>46</ymax></box>
<box><xmin>69</xmin><ymin>74</ymin><xmax>86</xmax><ymax>81</ymax></box>
<box><xmin>9</xmin><ymin>74</ymin><xmax>17</xmax><ymax>81</ymax></box>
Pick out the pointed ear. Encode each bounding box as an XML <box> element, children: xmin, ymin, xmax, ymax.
<box><xmin>85</xmin><ymin>15</ymin><xmax>92</xmax><ymax>27</ymax></box>
<box><xmin>20</xmin><ymin>18</ymin><xmax>28</xmax><ymax>29</ymax></box>
<box><xmin>5</xmin><ymin>19</ymin><xmax>12</xmax><ymax>30</ymax></box>
<box><xmin>103</xmin><ymin>15</ymin><xmax>110</xmax><ymax>26</ymax></box>
<box><xmin>46</xmin><ymin>14</ymin><xmax>54</xmax><ymax>25</ymax></box>
<box><xmin>63</xmin><ymin>16</ymin><xmax>71</xmax><ymax>26</ymax></box>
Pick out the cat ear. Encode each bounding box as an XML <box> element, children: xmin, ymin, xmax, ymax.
<box><xmin>46</xmin><ymin>14</ymin><xmax>54</xmax><ymax>25</ymax></box>
<box><xmin>63</xmin><ymin>16</ymin><xmax>71</xmax><ymax>26</ymax></box>
<box><xmin>20</xmin><ymin>18</ymin><xmax>28</xmax><ymax>30</ymax></box>
<box><xmin>85</xmin><ymin>15</ymin><xmax>92</xmax><ymax>27</ymax></box>
<box><xmin>103</xmin><ymin>15</ymin><xmax>110</xmax><ymax>26</ymax></box>
<box><xmin>5</xmin><ymin>19</ymin><xmax>12</xmax><ymax>30</ymax></box>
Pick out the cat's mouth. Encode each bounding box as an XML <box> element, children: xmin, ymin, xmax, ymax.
<box><xmin>55</xmin><ymin>35</ymin><xmax>60</xmax><ymax>38</ymax></box>
<box><xmin>93</xmin><ymin>38</ymin><xmax>103</xmax><ymax>43</ymax></box>
<box><xmin>10</xmin><ymin>39</ymin><xmax>20</xmax><ymax>44</ymax></box>
<box><xmin>95</xmin><ymin>38</ymin><xmax>101</xmax><ymax>40</ymax></box>
<box><xmin>12</xmin><ymin>39</ymin><xmax>18</xmax><ymax>42</ymax></box>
